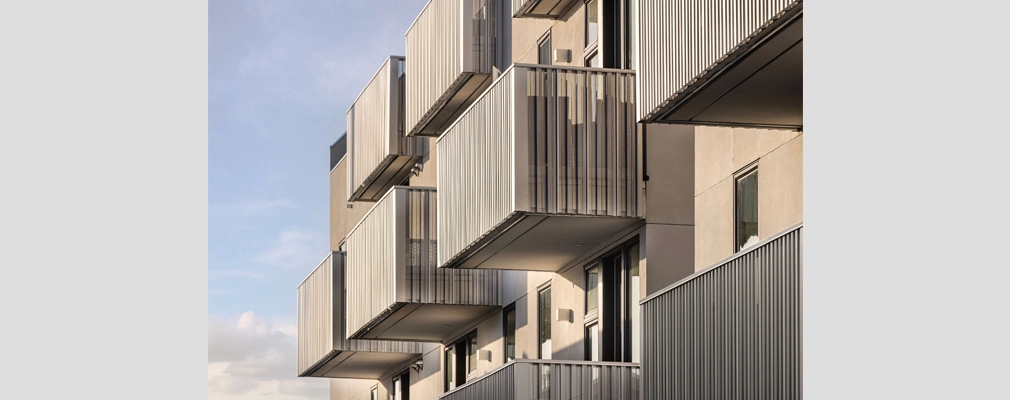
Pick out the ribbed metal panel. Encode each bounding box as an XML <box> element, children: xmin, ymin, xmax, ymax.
<box><xmin>347</xmin><ymin>56</ymin><xmax>427</xmax><ymax>201</ymax></box>
<box><xmin>440</xmin><ymin>360</ymin><xmax>640</xmax><ymax>400</ymax></box>
<box><xmin>636</xmin><ymin>0</ymin><xmax>801</xmax><ymax>121</ymax></box>
<box><xmin>641</xmin><ymin>224</ymin><xmax>802</xmax><ymax>400</ymax></box>
<box><xmin>511</xmin><ymin>0</ymin><xmax>578</xmax><ymax>19</ymax></box>
<box><xmin>437</xmin><ymin>64</ymin><xmax>641</xmax><ymax>268</ymax></box>
<box><xmin>345</xmin><ymin>187</ymin><xmax>501</xmax><ymax>338</ymax></box>
<box><xmin>296</xmin><ymin>252</ymin><xmax>423</xmax><ymax>377</ymax></box>
<box><xmin>405</xmin><ymin>0</ymin><xmax>495</xmax><ymax>136</ymax></box>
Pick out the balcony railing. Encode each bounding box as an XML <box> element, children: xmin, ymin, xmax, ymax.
<box><xmin>347</xmin><ymin>56</ymin><xmax>428</xmax><ymax>201</ymax></box>
<box><xmin>640</xmin><ymin>223</ymin><xmax>802</xmax><ymax>399</ymax></box>
<box><xmin>440</xmin><ymin>359</ymin><xmax>640</xmax><ymax>400</ymax></box>
<box><xmin>345</xmin><ymin>186</ymin><xmax>502</xmax><ymax>342</ymax></box>
<box><xmin>296</xmin><ymin>252</ymin><xmax>423</xmax><ymax>379</ymax></box>
<box><xmin>511</xmin><ymin>0</ymin><xmax>578</xmax><ymax>19</ymax></box>
<box><xmin>405</xmin><ymin>0</ymin><xmax>496</xmax><ymax>137</ymax></box>
<box><xmin>437</xmin><ymin>64</ymin><xmax>642</xmax><ymax>271</ymax></box>
<box><xmin>637</xmin><ymin>0</ymin><xmax>802</xmax><ymax>128</ymax></box>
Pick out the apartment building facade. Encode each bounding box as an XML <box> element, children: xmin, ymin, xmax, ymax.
<box><xmin>298</xmin><ymin>0</ymin><xmax>802</xmax><ymax>399</ymax></box>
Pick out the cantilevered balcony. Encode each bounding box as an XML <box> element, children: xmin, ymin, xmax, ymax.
<box><xmin>511</xmin><ymin>0</ymin><xmax>578</xmax><ymax>19</ymax></box>
<box><xmin>405</xmin><ymin>0</ymin><xmax>496</xmax><ymax>137</ymax></box>
<box><xmin>640</xmin><ymin>224</ymin><xmax>802</xmax><ymax>399</ymax></box>
<box><xmin>637</xmin><ymin>0</ymin><xmax>802</xmax><ymax>128</ymax></box>
<box><xmin>347</xmin><ymin>56</ymin><xmax>428</xmax><ymax>202</ymax></box>
<box><xmin>438</xmin><ymin>65</ymin><xmax>643</xmax><ymax>271</ymax></box>
<box><xmin>297</xmin><ymin>252</ymin><xmax>424</xmax><ymax>379</ymax></box>
<box><xmin>440</xmin><ymin>359</ymin><xmax>640</xmax><ymax>400</ymax></box>
<box><xmin>345</xmin><ymin>186</ymin><xmax>502</xmax><ymax>342</ymax></box>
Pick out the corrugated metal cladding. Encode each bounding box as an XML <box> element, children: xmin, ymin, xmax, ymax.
<box><xmin>296</xmin><ymin>252</ymin><xmax>423</xmax><ymax>376</ymax></box>
<box><xmin>344</xmin><ymin>187</ymin><xmax>501</xmax><ymax>337</ymax></box>
<box><xmin>347</xmin><ymin>56</ymin><xmax>426</xmax><ymax>201</ymax></box>
<box><xmin>437</xmin><ymin>65</ymin><xmax>641</xmax><ymax>267</ymax></box>
<box><xmin>440</xmin><ymin>360</ymin><xmax>640</xmax><ymax>400</ymax></box>
<box><xmin>636</xmin><ymin>0</ymin><xmax>800</xmax><ymax>121</ymax></box>
<box><xmin>641</xmin><ymin>225</ymin><xmax>802</xmax><ymax>400</ymax></box>
<box><xmin>297</xmin><ymin>252</ymin><xmax>336</xmax><ymax>376</ymax></box>
<box><xmin>405</xmin><ymin>0</ymin><xmax>495</xmax><ymax>136</ymax></box>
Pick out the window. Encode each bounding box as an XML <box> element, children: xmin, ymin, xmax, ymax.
<box><xmin>504</xmin><ymin>304</ymin><xmax>516</xmax><ymax>362</ymax></box>
<box><xmin>445</xmin><ymin>330</ymin><xmax>478</xmax><ymax>392</ymax></box>
<box><xmin>538</xmin><ymin>32</ymin><xmax>552</xmax><ymax>65</ymax></box>
<box><xmin>391</xmin><ymin>370</ymin><xmax>410</xmax><ymax>400</ymax></box>
<box><xmin>370</xmin><ymin>386</ymin><xmax>378</xmax><ymax>400</ymax></box>
<box><xmin>584</xmin><ymin>238</ymin><xmax>640</xmax><ymax>362</ymax></box>
<box><xmin>736</xmin><ymin>168</ymin><xmax>759</xmax><ymax>251</ymax></box>
<box><xmin>584</xmin><ymin>0</ymin><xmax>634</xmax><ymax>69</ymax></box>
<box><xmin>585</xmin><ymin>0</ymin><xmax>599</xmax><ymax>47</ymax></box>
<box><xmin>538</xmin><ymin>287</ymin><xmax>552</xmax><ymax>359</ymax></box>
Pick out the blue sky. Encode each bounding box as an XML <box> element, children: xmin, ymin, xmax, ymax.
<box><xmin>208</xmin><ymin>1</ymin><xmax>428</xmax><ymax>398</ymax></box>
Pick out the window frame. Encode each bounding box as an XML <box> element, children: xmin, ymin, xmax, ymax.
<box><xmin>538</xmin><ymin>30</ymin><xmax>552</xmax><ymax>65</ymax></box>
<box><xmin>583</xmin><ymin>237</ymin><xmax>640</xmax><ymax>362</ymax></box>
<box><xmin>503</xmin><ymin>303</ymin><xmax>517</xmax><ymax>362</ymax></box>
<box><xmin>734</xmin><ymin>162</ymin><xmax>760</xmax><ymax>252</ymax></box>
<box><xmin>537</xmin><ymin>284</ymin><xmax>552</xmax><ymax>359</ymax></box>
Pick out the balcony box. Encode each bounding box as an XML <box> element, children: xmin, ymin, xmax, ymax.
<box><xmin>511</xmin><ymin>0</ymin><xmax>579</xmax><ymax>19</ymax></box>
<box><xmin>440</xmin><ymin>360</ymin><xmax>640</xmax><ymax>400</ymax></box>
<box><xmin>345</xmin><ymin>186</ymin><xmax>502</xmax><ymax>342</ymax></box>
<box><xmin>348</xmin><ymin>56</ymin><xmax>428</xmax><ymax>202</ymax></box>
<box><xmin>438</xmin><ymin>65</ymin><xmax>643</xmax><ymax>272</ymax></box>
<box><xmin>405</xmin><ymin>0</ymin><xmax>496</xmax><ymax>137</ymax></box>
<box><xmin>640</xmin><ymin>224</ymin><xmax>802</xmax><ymax>399</ymax></box>
<box><xmin>296</xmin><ymin>252</ymin><xmax>423</xmax><ymax>379</ymax></box>
<box><xmin>637</xmin><ymin>0</ymin><xmax>802</xmax><ymax>128</ymax></box>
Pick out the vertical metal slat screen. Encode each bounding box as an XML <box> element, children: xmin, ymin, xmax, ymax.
<box><xmin>346</xmin><ymin>187</ymin><xmax>501</xmax><ymax>337</ymax></box>
<box><xmin>437</xmin><ymin>65</ymin><xmax>640</xmax><ymax>268</ymax></box>
<box><xmin>440</xmin><ymin>360</ymin><xmax>640</xmax><ymax>400</ymax></box>
<box><xmin>296</xmin><ymin>253</ymin><xmax>335</xmax><ymax>376</ymax></box>
<box><xmin>641</xmin><ymin>225</ymin><xmax>802</xmax><ymax>399</ymax></box>
<box><xmin>348</xmin><ymin>57</ymin><xmax>425</xmax><ymax>200</ymax></box>
<box><xmin>636</xmin><ymin>0</ymin><xmax>800</xmax><ymax>120</ymax></box>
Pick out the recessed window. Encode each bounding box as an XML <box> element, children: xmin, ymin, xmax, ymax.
<box><xmin>736</xmin><ymin>168</ymin><xmax>759</xmax><ymax>251</ymax></box>
<box><xmin>444</xmin><ymin>330</ymin><xmax>477</xmax><ymax>391</ymax></box>
<box><xmin>585</xmin><ymin>266</ymin><xmax>599</xmax><ymax>313</ymax></box>
<box><xmin>370</xmin><ymin>386</ymin><xmax>378</xmax><ymax>400</ymax></box>
<box><xmin>538</xmin><ymin>287</ymin><xmax>552</xmax><ymax>359</ymax></box>
<box><xmin>392</xmin><ymin>370</ymin><xmax>410</xmax><ymax>400</ymax></box>
<box><xmin>504</xmin><ymin>304</ymin><xmax>516</xmax><ymax>362</ymax></box>
<box><xmin>585</xmin><ymin>0</ymin><xmax>599</xmax><ymax>47</ymax></box>
<box><xmin>538</xmin><ymin>32</ymin><xmax>552</xmax><ymax>65</ymax></box>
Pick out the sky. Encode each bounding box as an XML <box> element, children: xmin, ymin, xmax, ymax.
<box><xmin>208</xmin><ymin>1</ymin><xmax>429</xmax><ymax>398</ymax></box>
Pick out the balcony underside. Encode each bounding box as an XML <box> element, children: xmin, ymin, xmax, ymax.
<box><xmin>350</xmin><ymin>303</ymin><xmax>499</xmax><ymax>342</ymax></box>
<box><xmin>445</xmin><ymin>213</ymin><xmax>642</xmax><ymax>271</ymax></box>
<box><xmin>512</xmin><ymin>0</ymin><xmax>579</xmax><ymax>19</ymax></box>
<box><xmin>408</xmin><ymin>73</ymin><xmax>492</xmax><ymax>137</ymax></box>
<box><xmin>653</xmin><ymin>11</ymin><xmax>803</xmax><ymax>129</ymax></box>
<box><xmin>350</xmin><ymin>154</ymin><xmax>421</xmax><ymax>202</ymax></box>
<box><xmin>303</xmin><ymin>349</ymin><xmax>421</xmax><ymax>380</ymax></box>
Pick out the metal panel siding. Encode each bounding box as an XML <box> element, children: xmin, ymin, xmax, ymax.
<box><xmin>440</xmin><ymin>360</ymin><xmax>640</xmax><ymax>400</ymax></box>
<box><xmin>641</xmin><ymin>225</ymin><xmax>802</xmax><ymax>400</ymax></box>
<box><xmin>345</xmin><ymin>187</ymin><xmax>501</xmax><ymax>337</ymax></box>
<box><xmin>437</xmin><ymin>65</ymin><xmax>641</xmax><ymax>267</ymax></box>
<box><xmin>405</xmin><ymin>0</ymin><xmax>495</xmax><ymax>135</ymax></box>
<box><xmin>297</xmin><ymin>252</ymin><xmax>424</xmax><ymax>376</ymax></box>
<box><xmin>636</xmin><ymin>0</ymin><xmax>800</xmax><ymax>120</ymax></box>
<box><xmin>297</xmin><ymin>253</ymin><xmax>336</xmax><ymax>375</ymax></box>
<box><xmin>347</xmin><ymin>57</ymin><xmax>425</xmax><ymax>201</ymax></box>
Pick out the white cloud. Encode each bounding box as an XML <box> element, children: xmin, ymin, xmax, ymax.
<box><xmin>256</xmin><ymin>228</ymin><xmax>325</xmax><ymax>270</ymax></box>
<box><xmin>208</xmin><ymin>312</ymin><xmax>328</xmax><ymax>400</ymax></box>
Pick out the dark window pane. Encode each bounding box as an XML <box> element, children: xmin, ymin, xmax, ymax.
<box><xmin>539</xmin><ymin>288</ymin><xmax>552</xmax><ymax>359</ymax></box>
<box><xmin>467</xmin><ymin>332</ymin><xmax>477</xmax><ymax>374</ymax></box>
<box><xmin>505</xmin><ymin>307</ymin><xmax>516</xmax><ymax>361</ymax></box>
<box><xmin>736</xmin><ymin>170</ymin><xmax>759</xmax><ymax>251</ymax></box>
<box><xmin>586</xmin><ymin>267</ymin><xmax>599</xmax><ymax>313</ymax></box>
<box><xmin>585</xmin><ymin>323</ymin><xmax>599</xmax><ymax>361</ymax></box>
<box><xmin>538</xmin><ymin>35</ymin><xmax>551</xmax><ymax>65</ymax></box>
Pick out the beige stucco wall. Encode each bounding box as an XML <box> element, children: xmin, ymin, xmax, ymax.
<box><xmin>329</xmin><ymin>378</ymin><xmax>376</xmax><ymax>400</ymax></box>
<box><xmin>512</xmin><ymin>3</ymin><xmax>586</xmax><ymax>65</ymax></box>
<box><xmin>407</xmin><ymin>138</ymin><xmax>438</xmax><ymax>188</ymax></box>
<box><xmin>694</xmin><ymin>127</ymin><xmax>803</xmax><ymax>270</ymax></box>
